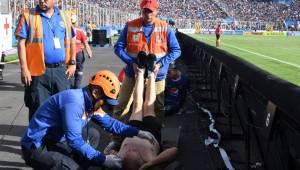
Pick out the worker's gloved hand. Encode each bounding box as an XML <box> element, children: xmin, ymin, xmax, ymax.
<box><xmin>137</xmin><ymin>130</ymin><xmax>156</xmax><ymax>144</ymax></box>
<box><xmin>103</xmin><ymin>154</ymin><xmax>123</xmax><ymax>169</ymax></box>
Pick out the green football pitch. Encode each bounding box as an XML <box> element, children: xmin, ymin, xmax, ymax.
<box><xmin>190</xmin><ymin>34</ymin><xmax>300</xmax><ymax>87</ymax></box>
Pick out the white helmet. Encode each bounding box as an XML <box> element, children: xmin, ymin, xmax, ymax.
<box><xmin>70</xmin><ymin>14</ymin><xmax>77</xmax><ymax>24</ymax></box>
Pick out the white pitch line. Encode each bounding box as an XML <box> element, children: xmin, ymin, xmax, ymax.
<box><xmin>205</xmin><ymin>38</ymin><xmax>300</xmax><ymax>69</ymax></box>
<box><xmin>222</xmin><ymin>43</ymin><xmax>300</xmax><ymax>69</ymax></box>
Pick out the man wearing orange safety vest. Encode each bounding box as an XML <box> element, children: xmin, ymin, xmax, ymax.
<box><xmin>15</xmin><ymin>0</ymin><xmax>76</xmax><ymax>120</ymax></box>
<box><xmin>70</xmin><ymin>14</ymin><xmax>93</xmax><ymax>89</ymax></box>
<box><xmin>110</xmin><ymin>0</ymin><xmax>181</xmax><ymax>151</ymax></box>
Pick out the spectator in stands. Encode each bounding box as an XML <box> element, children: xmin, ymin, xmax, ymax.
<box><xmin>111</xmin><ymin>0</ymin><xmax>181</xmax><ymax>153</ymax></box>
<box><xmin>15</xmin><ymin>0</ymin><xmax>76</xmax><ymax>120</ymax></box>
<box><xmin>165</xmin><ymin>63</ymin><xmax>190</xmax><ymax>116</ymax></box>
<box><xmin>70</xmin><ymin>14</ymin><xmax>93</xmax><ymax>89</ymax></box>
<box><xmin>109</xmin><ymin>66</ymin><xmax>178</xmax><ymax>170</ymax></box>
<box><xmin>20</xmin><ymin>70</ymin><xmax>156</xmax><ymax>170</ymax></box>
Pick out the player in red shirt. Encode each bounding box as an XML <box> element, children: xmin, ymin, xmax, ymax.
<box><xmin>215</xmin><ymin>24</ymin><xmax>222</xmax><ymax>47</ymax></box>
<box><xmin>71</xmin><ymin>15</ymin><xmax>93</xmax><ymax>88</ymax></box>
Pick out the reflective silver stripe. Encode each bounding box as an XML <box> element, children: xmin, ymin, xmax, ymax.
<box><xmin>128</xmin><ymin>26</ymin><xmax>143</xmax><ymax>33</ymax></box>
<box><xmin>127</xmin><ymin>52</ymin><xmax>166</xmax><ymax>59</ymax></box>
<box><xmin>154</xmin><ymin>26</ymin><xmax>168</xmax><ymax>33</ymax></box>
<box><xmin>29</xmin><ymin>8</ymin><xmax>35</xmax><ymax>43</ymax></box>
<box><xmin>31</xmin><ymin>38</ymin><xmax>43</xmax><ymax>43</ymax></box>
<box><xmin>155</xmin><ymin>53</ymin><xmax>166</xmax><ymax>58</ymax></box>
<box><xmin>128</xmin><ymin>26</ymin><xmax>167</xmax><ymax>33</ymax></box>
<box><xmin>77</xmin><ymin>71</ymin><xmax>83</xmax><ymax>75</ymax></box>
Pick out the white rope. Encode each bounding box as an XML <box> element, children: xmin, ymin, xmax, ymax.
<box><xmin>188</xmin><ymin>91</ymin><xmax>235</xmax><ymax>170</ymax></box>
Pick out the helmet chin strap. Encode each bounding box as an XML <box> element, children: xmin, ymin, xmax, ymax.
<box><xmin>93</xmin><ymin>99</ymin><xmax>104</xmax><ymax>111</ymax></box>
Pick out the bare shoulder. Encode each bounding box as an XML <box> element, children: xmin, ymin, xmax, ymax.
<box><xmin>121</xmin><ymin>137</ymin><xmax>159</xmax><ymax>150</ymax></box>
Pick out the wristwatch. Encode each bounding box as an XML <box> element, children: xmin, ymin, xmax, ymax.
<box><xmin>70</xmin><ymin>59</ymin><xmax>76</xmax><ymax>65</ymax></box>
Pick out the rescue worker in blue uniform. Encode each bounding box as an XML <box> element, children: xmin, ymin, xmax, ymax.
<box><xmin>15</xmin><ymin>0</ymin><xmax>76</xmax><ymax>121</ymax></box>
<box><xmin>165</xmin><ymin>63</ymin><xmax>190</xmax><ymax>115</ymax></box>
<box><xmin>21</xmin><ymin>70</ymin><xmax>156</xmax><ymax>170</ymax></box>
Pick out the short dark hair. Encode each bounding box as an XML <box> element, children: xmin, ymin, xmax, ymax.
<box><xmin>169</xmin><ymin>62</ymin><xmax>177</xmax><ymax>70</ymax></box>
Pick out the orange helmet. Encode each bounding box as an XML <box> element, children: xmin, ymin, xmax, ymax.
<box><xmin>89</xmin><ymin>70</ymin><xmax>120</xmax><ymax>105</ymax></box>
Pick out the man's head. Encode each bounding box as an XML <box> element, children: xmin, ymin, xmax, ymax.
<box><xmin>123</xmin><ymin>151</ymin><xmax>144</xmax><ymax>170</ymax></box>
<box><xmin>167</xmin><ymin>63</ymin><xmax>181</xmax><ymax>80</ymax></box>
<box><xmin>38</xmin><ymin>0</ymin><xmax>55</xmax><ymax>11</ymax></box>
<box><xmin>89</xmin><ymin>70</ymin><xmax>120</xmax><ymax>110</ymax></box>
<box><xmin>70</xmin><ymin>14</ymin><xmax>77</xmax><ymax>25</ymax></box>
<box><xmin>140</xmin><ymin>0</ymin><xmax>158</xmax><ymax>24</ymax></box>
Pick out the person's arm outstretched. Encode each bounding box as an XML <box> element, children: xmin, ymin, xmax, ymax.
<box><xmin>139</xmin><ymin>147</ymin><xmax>178</xmax><ymax>170</ymax></box>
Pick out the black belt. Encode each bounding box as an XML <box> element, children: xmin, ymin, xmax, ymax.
<box><xmin>45</xmin><ymin>62</ymin><xmax>65</xmax><ymax>68</ymax></box>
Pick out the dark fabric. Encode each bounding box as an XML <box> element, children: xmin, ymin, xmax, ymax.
<box><xmin>216</xmin><ymin>34</ymin><xmax>220</xmax><ymax>40</ymax></box>
<box><xmin>25</xmin><ymin>65</ymin><xmax>70</xmax><ymax>120</ymax></box>
<box><xmin>21</xmin><ymin>145</ymin><xmax>81</xmax><ymax>170</ymax></box>
<box><xmin>72</xmin><ymin>51</ymin><xmax>85</xmax><ymax>89</ymax></box>
<box><xmin>177</xmin><ymin>32</ymin><xmax>300</xmax><ymax>125</ymax></box>
<box><xmin>165</xmin><ymin>104</ymin><xmax>181</xmax><ymax>116</ymax></box>
<box><xmin>128</xmin><ymin>116</ymin><xmax>162</xmax><ymax>144</ymax></box>
<box><xmin>22</xmin><ymin>126</ymin><xmax>100</xmax><ymax>170</ymax></box>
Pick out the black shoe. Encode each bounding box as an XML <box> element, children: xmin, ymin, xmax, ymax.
<box><xmin>146</xmin><ymin>54</ymin><xmax>156</xmax><ymax>72</ymax></box>
<box><xmin>137</xmin><ymin>51</ymin><xmax>147</xmax><ymax>69</ymax></box>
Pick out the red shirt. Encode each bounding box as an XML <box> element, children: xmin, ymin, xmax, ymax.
<box><xmin>118</xmin><ymin>68</ymin><xmax>125</xmax><ymax>83</ymax></box>
<box><xmin>75</xmin><ymin>27</ymin><xmax>87</xmax><ymax>53</ymax></box>
<box><xmin>215</xmin><ymin>27</ymin><xmax>221</xmax><ymax>35</ymax></box>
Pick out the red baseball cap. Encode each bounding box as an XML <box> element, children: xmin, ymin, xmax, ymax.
<box><xmin>140</xmin><ymin>0</ymin><xmax>158</xmax><ymax>12</ymax></box>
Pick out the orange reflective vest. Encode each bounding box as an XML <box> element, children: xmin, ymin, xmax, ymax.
<box><xmin>21</xmin><ymin>8</ymin><xmax>72</xmax><ymax>76</ymax></box>
<box><xmin>126</xmin><ymin>18</ymin><xmax>168</xmax><ymax>59</ymax></box>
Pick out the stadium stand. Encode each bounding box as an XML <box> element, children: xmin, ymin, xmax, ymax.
<box><xmin>9</xmin><ymin>0</ymin><xmax>300</xmax><ymax>24</ymax></box>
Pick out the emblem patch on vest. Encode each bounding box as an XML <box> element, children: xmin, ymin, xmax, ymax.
<box><xmin>156</xmin><ymin>36</ymin><xmax>162</xmax><ymax>43</ymax></box>
<box><xmin>133</xmin><ymin>34</ymin><xmax>139</xmax><ymax>42</ymax></box>
<box><xmin>59</xmin><ymin>21</ymin><xmax>65</xmax><ymax>28</ymax></box>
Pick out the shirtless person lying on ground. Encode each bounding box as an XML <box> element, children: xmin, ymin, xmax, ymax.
<box><xmin>110</xmin><ymin>67</ymin><xmax>178</xmax><ymax>170</ymax></box>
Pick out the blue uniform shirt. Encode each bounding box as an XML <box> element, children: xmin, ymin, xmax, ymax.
<box><xmin>114</xmin><ymin>21</ymin><xmax>181</xmax><ymax>81</ymax></box>
<box><xmin>21</xmin><ymin>88</ymin><xmax>139</xmax><ymax>165</ymax></box>
<box><xmin>15</xmin><ymin>5</ymin><xmax>75</xmax><ymax>64</ymax></box>
<box><xmin>165</xmin><ymin>74</ymin><xmax>190</xmax><ymax>106</ymax></box>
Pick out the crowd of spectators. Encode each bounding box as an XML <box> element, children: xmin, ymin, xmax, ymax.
<box><xmin>9</xmin><ymin>0</ymin><xmax>300</xmax><ymax>28</ymax></box>
<box><xmin>221</xmin><ymin>0</ymin><xmax>300</xmax><ymax>22</ymax></box>
<box><xmin>84</xmin><ymin>0</ymin><xmax>299</xmax><ymax>22</ymax></box>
